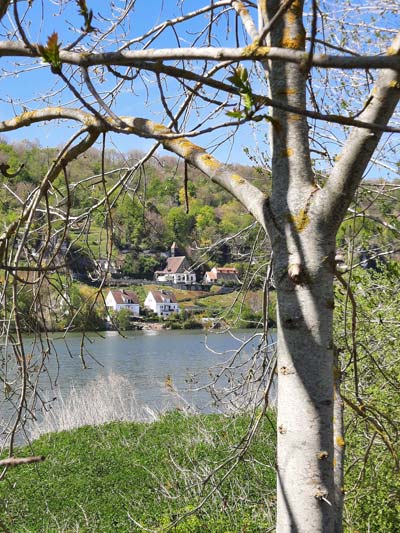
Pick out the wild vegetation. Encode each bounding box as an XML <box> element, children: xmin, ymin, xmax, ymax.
<box><xmin>1</xmin><ymin>128</ymin><xmax>399</xmax><ymax>533</ymax></box>
<box><xmin>0</xmin><ymin>411</ymin><xmax>277</xmax><ymax>533</ymax></box>
<box><xmin>334</xmin><ymin>266</ymin><xmax>400</xmax><ymax>533</ymax></box>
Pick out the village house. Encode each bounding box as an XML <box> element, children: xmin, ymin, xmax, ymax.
<box><xmin>154</xmin><ymin>242</ymin><xmax>196</xmax><ymax>284</ymax></box>
<box><xmin>144</xmin><ymin>290</ymin><xmax>179</xmax><ymax>318</ymax></box>
<box><xmin>105</xmin><ymin>289</ymin><xmax>140</xmax><ymax>319</ymax></box>
<box><xmin>203</xmin><ymin>266</ymin><xmax>240</xmax><ymax>285</ymax></box>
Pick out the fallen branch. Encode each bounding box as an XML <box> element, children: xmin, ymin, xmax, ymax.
<box><xmin>0</xmin><ymin>455</ymin><xmax>45</xmax><ymax>468</ymax></box>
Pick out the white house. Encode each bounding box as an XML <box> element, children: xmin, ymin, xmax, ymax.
<box><xmin>204</xmin><ymin>266</ymin><xmax>240</xmax><ymax>285</ymax></box>
<box><xmin>105</xmin><ymin>290</ymin><xmax>140</xmax><ymax>319</ymax></box>
<box><xmin>154</xmin><ymin>243</ymin><xmax>196</xmax><ymax>284</ymax></box>
<box><xmin>154</xmin><ymin>255</ymin><xmax>196</xmax><ymax>284</ymax></box>
<box><xmin>144</xmin><ymin>290</ymin><xmax>179</xmax><ymax>318</ymax></box>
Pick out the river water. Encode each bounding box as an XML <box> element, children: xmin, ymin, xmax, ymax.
<box><xmin>1</xmin><ymin>329</ymin><xmax>276</xmax><ymax>444</ymax></box>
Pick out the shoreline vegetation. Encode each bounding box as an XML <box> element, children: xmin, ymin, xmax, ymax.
<box><xmin>1</xmin><ymin>412</ymin><xmax>277</xmax><ymax>532</ymax></box>
<box><xmin>2</xmin><ymin>375</ymin><xmax>277</xmax><ymax>532</ymax></box>
<box><xmin>1</xmin><ymin>372</ymin><xmax>397</xmax><ymax>532</ymax></box>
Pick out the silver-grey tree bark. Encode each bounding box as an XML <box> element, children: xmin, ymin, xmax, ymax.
<box><xmin>0</xmin><ymin>1</ymin><xmax>399</xmax><ymax>532</ymax></box>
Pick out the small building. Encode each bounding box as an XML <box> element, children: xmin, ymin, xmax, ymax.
<box><xmin>154</xmin><ymin>243</ymin><xmax>196</xmax><ymax>284</ymax></box>
<box><xmin>144</xmin><ymin>290</ymin><xmax>179</xmax><ymax>318</ymax></box>
<box><xmin>105</xmin><ymin>290</ymin><xmax>140</xmax><ymax>318</ymax></box>
<box><xmin>204</xmin><ymin>266</ymin><xmax>240</xmax><ymax>285</ymax></box>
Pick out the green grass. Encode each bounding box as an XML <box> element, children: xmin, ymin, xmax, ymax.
<box><xmin>0</xmin><ymin>412</ymin><xmax>276</xmax><ymax>532</ymax></box>
<box><xmin>69</xmin><ymin>224</ymin><xmax>117</xmax><ymax>260</ymax></box>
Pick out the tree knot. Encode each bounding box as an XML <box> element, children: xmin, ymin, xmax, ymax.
<box><xmin>314</xmin><ymin>488</ymin><xmax>331</xmax><ymax>505</ymax></box>
<box><xmin>318</xmin><ymin>450</ymin><xmax>329</xmax><ymax>460</ymax></box>
<box><xmin>288</xmin><ymin>263</ymin><xmax>303</xmax><ymax>284</ymax></box>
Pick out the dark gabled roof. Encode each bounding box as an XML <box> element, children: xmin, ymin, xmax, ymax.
<box><xmin>215</xmin><ymin>272</ymin><xmax>239</xmax><ymax>282</ymax></box>
<box><xmin>109</xmin><ymin>290</ymin><xmax>139</xmax><ymax>305</ymax></box>
<box><xmin>149</xmin><ymin>290</ymin><xmax>178</xmax><ymax>304</ymax></box>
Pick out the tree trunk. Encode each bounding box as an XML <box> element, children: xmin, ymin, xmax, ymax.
<box><xmin>274</xmin><ymin>233</ymin><xmax>336</xmax><ymax>532</ymax></box>
<box><xmin>333</xmin><ymin>350</ymin><xmax>345</xmax><ymax>533</ymax></box>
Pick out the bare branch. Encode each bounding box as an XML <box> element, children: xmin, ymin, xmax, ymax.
<box><xmin>1</xmin><ymin>40</ymin><xmax>400</xmax><ymax>70</ymax></box>
<box><xmin>232</xmin><ymin>1</ymin><xmax>259</xmax><ymax>41</ymax></box>
<box><xmin>319</xmin><ymin>33</ymin><xmax>400</xmax><ymax>228</ymax></box>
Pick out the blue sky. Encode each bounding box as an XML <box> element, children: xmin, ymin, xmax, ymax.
<box><xmin>0</xmin><ymin>1</ymin><xmax>261</xmax><ymax>165</ymax></box>
<box><xmin>0</xmin><ymin>1</ymin><xmax>399</xmax><ymax>177</ymax></box>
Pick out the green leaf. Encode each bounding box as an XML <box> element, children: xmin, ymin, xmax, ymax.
<box><xmin>238</xmin><ymin>66</ymin><xmax>248</xmax><ymax>83</ymax></box>
<box><xmin>226</xmin><ymin>111</ymin><xmax>245</xmax><ymax>119</ymax></box>
<box><xmin>227</xmin><ymin>67</ymin><xmax>249</xmax><ymax>90</ymax></box>
<box><xmin>76</xmin><ymin>0</ymin><xmax>88</xmax><ymax>16</ymax></box>
<box><xmin>38</xmin><ymin>32</ymin><xmax>62</xmax><ymax>73</ymax></box>
<box><xmin>242</xmin><ymin>92</ymin><xmax>253</xmax><ymax>111</ymax></box>
<box><xmin>227</xmin><ymin>74</ymin><xmax>244</xmax><ymax>88</ymax></box>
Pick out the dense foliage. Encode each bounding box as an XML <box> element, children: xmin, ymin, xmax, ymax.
<box><xmin>0</xmin><ymin>138</ymin><xmax>266</xmax><ymax>273</ymax></box>
<box><xmin>334</xmin><ymin>265</ymin><xmax>400</xmax><ymax>532</ymax></box>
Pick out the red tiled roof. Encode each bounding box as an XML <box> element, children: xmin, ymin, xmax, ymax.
<box><xmin>110</xmin><ymin>290</ymin><xmax>139</xmax><ymax>305</ymax></box>
<box><xmin>215</xmin><ymin>267</ymin><xmax>238</xmax><ymax>274</ymax></box>
<box><xmin>149</xmin><ymin>290</ymin><xmax>178</xmax><ymax>303</ymax></box>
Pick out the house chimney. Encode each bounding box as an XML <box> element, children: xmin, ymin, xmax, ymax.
<box><xmin>171</xmin><ymin>242</ymin><xmax>177</xmax><ymax>257</ymax></box>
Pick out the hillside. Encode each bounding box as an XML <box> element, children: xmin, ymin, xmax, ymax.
<box><xmin>1</xmin><ymin>138</ymin><xmax>399</xmax><ymax>335</ymax></box>
<box><xmin>1</xmin><ymin>138</ymin><xmax>399</xmax><ymax>283</ymax></box>
<box><xmin>0</xmin><ymin>138</ymin><xmax>270</xmax><ymax>279</ymax></box>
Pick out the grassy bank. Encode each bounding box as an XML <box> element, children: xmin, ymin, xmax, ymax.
<box><xmin>0</xmin><ymin>412</ymin><xmax>276</xmax><ymax>532</ymax></box>
<box><xmin>1</xmin><ymin>410</ymin><xmax>399</xmax><ymax>532</ymax></box>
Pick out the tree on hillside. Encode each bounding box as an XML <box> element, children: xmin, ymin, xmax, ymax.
<box><xmin>0</xmin><ymin>2</ymin><xmax>399</xmax><ymax>531</ymax></box>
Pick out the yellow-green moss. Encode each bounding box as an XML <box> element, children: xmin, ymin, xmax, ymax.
<box><xmin>17</xmin><ymin>111</ymin><xmax>36</xmax><ymax>124</ymax></box>
<box><xmin>199</xmin><ymin>153</ymin><xmax>221</xmax><ymax>170</ymax></box>
<box><xmin>277</xmin><ymin>88</ymin><xmax>298</xmax><ymax>96</ymax></box>
<box><xmin>288</xmin><ymin>208</ymin><xmax>310</xmax><ymax>232</ymax></box>
<box><xmin>282</xmin><ymin>28</ymin><xmax>305</xmax><ymax>50</ymax></box>
<box><xmin>286</xmin><ymin>0</ymin><xmax>302</xmax><ymax>24</ymax></box>
<box><xmin>231</xmin><ymin>173</ymin><xmax>246</xmax><ymax>185</ymax></box>
<box><xmin>235</xmin><ymin>1</ymin><xmax>249</xmax><ymax>16</ymax></box>
<box><xmin>176</xmin><ymin>138</ymin><xmax>202</xmax><ymax>157</ymax></box>
<box><xmin>152</xmin><ymin>122</ymin><xmax>171</xmax><ymax>135</ymax></box>
<box><xmin>387</xmin><ymin>46</ymin><xmax>399</xmax><ymax>56</ymax></box>
<box><xmin>280</xmin><ymin>148</ymin><xmax>294</xmax><ymax>157</ymax></box>
<box><xmin>335</xmin><ymin>435</ymin><xmax>345</xmax><ymax>448</ymax></box>
<box><xmin>242</xmin><ymin>42</ymin><xmax>270</xmax><ymax>57</ymax></box>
